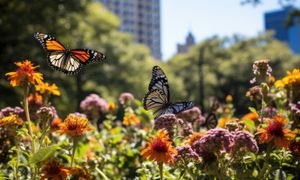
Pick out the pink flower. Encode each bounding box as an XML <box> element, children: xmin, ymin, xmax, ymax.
<box><xmin>154</xmin><ymin>114</ymin><xmax>177</xmax><ymax>131</ymax></box>
<box><xmin>231</xmin><ymin>130</ymin><xmax>258</xmax><ymax>155</ymax></box>
<box><xmin>119</xmin><ymin>92</ymin><xmax>135</xmax><ymax>105</ymax></box>
<box><xmin>177</xmin><ymin>107</ymin><xmax>205</xmax><ymax>125</ymax></box>
<box><xmin>175</xmin><ymin>145</ymin><xmax>199</xmax><ymax>162</ymax></box>
<box><xmin>80</xmin><ymin>94</ymin><xmax>108</xmax><ymax>120</ymax></box>
<box><xmin>192</xmin><ymin>128</ymin><xmax>234</xmax><ymax>156</ymax></box>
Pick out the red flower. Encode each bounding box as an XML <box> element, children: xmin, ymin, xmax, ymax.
<box><xmin>256</xmin><ymin>115</ymin><xmax>295</xmax><ymax>148</ymax></box>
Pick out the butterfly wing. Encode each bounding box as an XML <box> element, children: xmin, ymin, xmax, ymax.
<box><xmin>148</xmin><ymin>66</ymin><xmax>170</xmax><ymax>102</ymax></box>
<box><xmin>143</xmin><ymin>66</ymin><xmax>170</xmax><ymax>117</ymax></box>
<box><xmin>34</xmin><ymin>32</ymin><xmax>79</xmax><ymax>74</ymax></box>
<box><xmin>163</xmin><ymin>101</ymin><xmax>194</xmax><ymax>115</ymax></box>
<box><xmin>143</xmin><ymin>89</ymin><xmax>168</xmax><ymax>116</ymax></box>
<box><xmin>35</xmin><ymin>32</ymin><xmax>106</xmax><ymax>74</ymax></box>
<box><xmin>34</xmin><ymin>32</ymin><xmax>66</xmax><ymax>51</ymax></box>
<box><xmin>143</xmin><ymin>66</ymin><xmax>194</xmax><ymax>117</ymax></box>
<box><xmin>70</xmin><ymin>49</ymin><xmax>106</xmax><ymax>65</ymax></box>
<box><xmin>205</xmin><ymin>113</ymin><xmax>218</xmax><ymax>129</ymax></box>
<box><xmin>48</xmin><ymin>51</ymin><xmax>82</xmax><ymax>74</ymax></box>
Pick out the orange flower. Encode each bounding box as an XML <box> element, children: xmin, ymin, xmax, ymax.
<box><xmin>241</xmin><ymin>112</ymin><xmax>259</xmax><ymax>122</ymax></box>
<box><xmin>141</xmin><ymin>130</ymin><xmax>177</xmax><ymax>164</ymax></box>
<box><xmin>256</xmin><ymin>115</ymin><xmax>295</xmax><ymax>149</ymax></box>
<box><xmin>36</xmin><ymin>81</ymin><xmax>61</xmax><ymax>96</ymax></box>
<box><xmin>59</xmin><ymin>114</ymin><xmax>92</xmax><ymax>137</ymax></box>
<box><xmin>218</xmin><ymin>117</ymin><xmax>233</xmax><ymax>128</ymax></box>
<box><xmin>40</xmin><ymin>159</ymin><xmax>70</xmax><ymax>180</ymax></box>
<box><xmin>51</xmin><ymin>118</ymin><xmax>62</xmax><ymax>131</ymax></box>
<box><xmin>28</xmin><ymin>93</ymin><xmax>43</xmax><ymax>105</ymax></box>
<box><xmin>5</xmin><ymin>60</ymin><xmax>43</xmax><ymax>87</ymax></box>
<box><xmin>70</xmin><ymin>166</ymin><xmax>93</xmax><ymax>180</ymax></box>
<box><xmin>0</xmin><ymin>114</ymin><xmax>23</xmax><ymax>127</ymax></box>
<box><xmin>184</xmin><ymin>132</ymin><xmax>205</xmax><ymax>145</ymax></box>
<box><xmin>268</xmin><ymin>76</ymin><xmax>276</xmax><ymax>86</ymax></box>
<box><xmin>123</xmin><ymin>113</ymin><xmax>140</xmax><ymax>126</ymax></box>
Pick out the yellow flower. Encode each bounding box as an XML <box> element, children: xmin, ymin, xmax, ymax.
<box><xmin>226</xmin><ymin>95</ymin><xmax>233</xmax><ymax>103</ymax></box>
<box><xmin>218</xmin><ymin>117</ymin><xmax>233</xmax><ymax>128</ymax></box>
<box><xmin>108</xmin><ymin>101</ymin><xmax>117</xmax><ymax>111</ymax></box>
<box><xmin>275</xmin><ymin>69</ymin><xmax>300</xmax><ymax>89</ymax></box>
<box><xmin>59</xmin><ymin>114</ymin><xmax>92</xmax><ymax>137</ymax></box>
<box><xmin>141</xmin><ymin>130</ymin><xmax>177</xmax><ymax>164</ymax></box>
<box><xmin>5</xmin><ymin>60</ymin><xmax>43</xmax><ymax>87</ymax></box>
<box><xmin>184</xmin><ymin>132</ymin><xmax>205</xmax><ymax>145</ymax></box>
<box><xmin>35</xmin><ymin>81</ymin><xmax>61</xmax><ymax>96</ymax></box>
<box><xmin>0</xmin><ymin>114</ymin><xmax>23</xmax><ymax>127</ymax></box>
<box><xmin>40</xmin><ymin>159</ymin><xmax>70</xmax><ymax>180</ymax></box>
<box><xmin>256</xmin><ymin>115</ymin><xmax>295</xmax><ymax>149</ymax></box>
<box><xmin>123</xmin><ymin>113</ymin><xmax>140</xmax><ymax>126</ymax></box>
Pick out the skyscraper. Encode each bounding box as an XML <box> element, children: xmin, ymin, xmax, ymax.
<box><xmin>100</xmin><ymin>0</ymin><xmax>161</xmax><ymax>60</ymax></box>
<box><xmin>177</xmin><ymin>32</ymin><xmax>195</xmax><ymax>54</ymax></box>
<box><xmin>265</xmin><ymin>6</ymin><xmax>300</xmax><ymax>54</ymax></box>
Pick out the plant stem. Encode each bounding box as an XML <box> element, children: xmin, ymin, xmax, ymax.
<box><xmin>39</xmin><ymin>128</ymin><xmax>50</xmax><ymax>147</ymax></box>
<box><xmin>70</xmin><ymin>138</ymin><xmax>78</xmax><ymax>167</ymax></box>
<box><xmin>257</xmin><ymin>144</ymin><xmax>272</xmax><ymax>179</ymax></box>
<box><xmin>14</xmin><ymin>138</ymin><xmax>20</xmax><ymax>180</ymax></box>
<box><xmin>159</xmin><ymin>162</ymin><xmax>163</xmax><ymax>180</ymax></box>
<box><xmin>23</xmin><ymin>84</ymin><xmax>36</xmax><ymax>153</ymax></box>
<box><xmin>95</xmin><ymin>167</ymin><xmax>109</xmax><ymax>180</ymax></box>
<box><xmin>23</xmin><ymin>84</ymin><xmax>37</xmax><ymax>179</ymax></box>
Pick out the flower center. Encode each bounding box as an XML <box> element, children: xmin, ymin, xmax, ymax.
<box><xmin>152</xmin><ymin>140</ymin><xmax>168</xmax><ymax>153</ymax></box>
<box><xmin>267</xmin><ymin>123</ymin><xmax>284</xmax><ymax>137</ymax></box>
<box><xmin>68</xmin><ymin>124</ymin><xmax>78</xmax><ymax>130</ymax></box>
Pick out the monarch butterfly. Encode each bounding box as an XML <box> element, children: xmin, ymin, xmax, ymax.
<box><xmin>205</xmin><ymin>98</ymin><xmax>220</xmax><ymax>129</ymax></box>
<box><xmin>205</xmin><ymin>113</ymin><xmax>218</xmax><ymax>129</ymax></box>
<box><xmin>34</xmin><ymin>32</ymin><xmax>106</xmax><ymax>74</ymax></box>
<box><xmin>143</xmin><ymin>66</ymin><xmax>194</xmax><ymax>118</ymax></box>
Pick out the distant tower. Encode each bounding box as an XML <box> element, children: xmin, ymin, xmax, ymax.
<box><xmin>99</xmin><ymin>0</ymin><xmax>162</xmax><ymax>60</ymax></box>
<box><xmin>177</xmin><ymin>32</ymin><xmax>196</xmax><ymax>54</ymax></box>
<box><xmin>265</xmin><ymin>6</ymin><xmax>300</xmax><ymax>54</ymax></box>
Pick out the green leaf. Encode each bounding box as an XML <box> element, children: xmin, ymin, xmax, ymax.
<box><xmin>29</xmin><ymin>145</ymin><xmax>61</xmax><ymax>165</ymax></box>
<box><xmin>0</xmin><ymin>172</ymin><xmax>8</xmax><ymax>179</ymax></box>
<box><xmin>248</xmin><ymin>107</ymin><xmax>257</xmax><ymax>114</ymax></box>
<box><xmin>244</xmin><ymin>118</ymin><xmax>256</xmax><ymax>132</ymax></box>
<box><xmin>271</xmin><ymin>153</ymin><xmax>281</xmax><ymax>161</ymax></box>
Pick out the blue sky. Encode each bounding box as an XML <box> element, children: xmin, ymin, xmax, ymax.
<box><xmin>161</xmin><ymin>0</ymin><xmax>287</xmax><ymax>60</ymax></box>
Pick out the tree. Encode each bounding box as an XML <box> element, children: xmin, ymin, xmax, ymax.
<box><xmin>167</xmin><ymin>33</ymin><xmax>300</xmax><ymax>114</ymax></box>
<box><xmin>0</xmin><ymin>0</ymin><xmax>181</xmax><ymax>116</ymax></box>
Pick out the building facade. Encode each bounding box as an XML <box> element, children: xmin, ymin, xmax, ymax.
<box><xmin>265</xmin><ymin>6</ymin><xmax>300</xmax><ymax>54</ymax></box>
<box><xmin>177</xmin><ymin>32</ymin><xmax>195</xmax><ymax>54</ymax></box>
<box><xmin>100</xmin><ymin>0</ymin><xmax>161</xmax><ymax>60</ymax></box>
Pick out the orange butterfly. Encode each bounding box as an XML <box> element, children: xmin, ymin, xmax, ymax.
<box><xmin>34</xmin><ymin>32</ymin><xmax>106</xmax><ymax>74</ymax></box>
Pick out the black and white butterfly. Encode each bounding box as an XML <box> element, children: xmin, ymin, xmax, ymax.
<box><xmin>34</xmin><ymin>32</ymin><xmax>106</xmax><ymax>74</ymax></box>
<box><xmin>143</xmin><ymin>66</ymin><xmax>194</xmax><ymax>118</ymax></box>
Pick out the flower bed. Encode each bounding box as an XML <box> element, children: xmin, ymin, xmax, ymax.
<box><xmin>0</xmin><ymin>59</ymin><xmax>300</xmax><ymax>179</ymax></box>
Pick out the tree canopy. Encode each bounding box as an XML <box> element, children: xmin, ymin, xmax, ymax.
<box><xmin>167</xmin><ymin>34</ymin><xmax>300</xmax><ymax>114</ymax></box>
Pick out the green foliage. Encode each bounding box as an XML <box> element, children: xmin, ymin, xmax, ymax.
<box><xmin>0</xmin><ymin>0</ymin><xmax>167</xmax><ymax>116</ymax></box>
<box><xmin>167</xmin><ymin>34</ymin><xmax>300</xmax><ymax>114</ymax></box>
<box><xmin>29</xmin><ymin>145</ymin><xmax>61</xmax><ymax>165</ymax></box>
